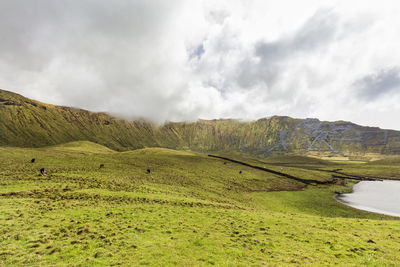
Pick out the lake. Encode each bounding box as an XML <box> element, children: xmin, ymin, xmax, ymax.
<box><xmin>336</xmin><ymin>180</ymin><xmax>400</xmax><ymax>217</ymax></box>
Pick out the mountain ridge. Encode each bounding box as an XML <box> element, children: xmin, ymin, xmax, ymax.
<box><xmin>1</xmin><ymin>89</ymin><xmax>400</xmax><ymax>159</ymax></box>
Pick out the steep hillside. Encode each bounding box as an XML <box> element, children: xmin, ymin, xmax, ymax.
<box><xmin>1</xmin><ymin>89</ymin><xmax>400</xmax><ymax>158</ymax></box>
<box><xmin>0</xmin><ymin>89</ymin><xmax>161</xmax><ymax>150</ymax></box>
<box><xmin>163</xmin><ymin>117</ymin><xmax>400</xmax><ymax>159</ymax></box>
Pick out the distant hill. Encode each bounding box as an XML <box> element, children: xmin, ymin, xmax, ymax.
<box><xmin>1</xmin><ymin>89</ymin><xmax>400</xmax><ymax>159</ymax></box>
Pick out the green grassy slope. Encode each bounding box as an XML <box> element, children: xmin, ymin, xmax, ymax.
<box><xmin>215</xmin><ymin>153</ymin><xmax>337</xmax><ymax>182</ymax></box>
<box><xmin>0</xmin><ymin>90</ymin><xmax>161</xmax><ymax>151</ymax></box>
<box><xmin>368</xmin><ymin>157</ymin><xmax>400</xmax><ymax>165</ymax></box>
<box><xmin>322</xmin><ymin>159</ymin><xmax>400</xmax><ymax>179</ymax></box>
<box><xmin>2</xmin><ymin>89</ymin><xmax>400</xmax><ymax>159</ymax></box>
<box><xmin>1</xmin><ymin>142</ymin><xmax>400</xmax><ymax>265</ymax></box>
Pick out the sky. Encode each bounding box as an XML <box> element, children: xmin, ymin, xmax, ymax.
<box><xmin>1</xmin><ymin>0</ymin><xmax>400</xmax><ymax>130</ymax></box>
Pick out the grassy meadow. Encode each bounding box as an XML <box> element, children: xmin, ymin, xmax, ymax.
<box><xmin>1</xmin><ymin>141</ymin><xmax>400</xmax><ymax>266</ymax></box>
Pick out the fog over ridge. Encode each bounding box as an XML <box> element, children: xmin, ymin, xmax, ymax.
<box><xmin>1</xmin><ymin>0</ymin><xmax>400</xmax><ymax>130</ymax></box>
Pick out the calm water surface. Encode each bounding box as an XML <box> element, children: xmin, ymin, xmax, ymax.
<box><xmin>336</xmin><ymin>180</ymin><xmax>400</xmax><ymax>217</ymax></box>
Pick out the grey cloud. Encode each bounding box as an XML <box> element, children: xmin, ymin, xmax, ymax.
<box><xmin>236</xmin><ymin>9</ymin><xmax>338</xmax><ymax>89</ymax></box>
<box><xmin>189</xmin><ymin>43</ymin><xmax>205</xmax><ymax>60</ymax></box>
<box><xmin>0</xmin><ymin>0</ymin><xmax>188</xmax><ymax>122</ymax></box>
<box><xmin>354</xmin><ymin>67</ymin><xmax>400</xmax><ymax>101</ymax></box>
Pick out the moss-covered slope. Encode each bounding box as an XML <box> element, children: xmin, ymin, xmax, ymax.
<box><xmin>1</xmin><ymin>89</ymin><xmax>400</xmax><ymax>158</ymax></box>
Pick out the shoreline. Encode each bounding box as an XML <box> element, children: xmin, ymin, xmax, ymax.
<box><xmin>335</xmin><ymin>180</ymin><xmax>400</xmax><ymax>218</ymax></box>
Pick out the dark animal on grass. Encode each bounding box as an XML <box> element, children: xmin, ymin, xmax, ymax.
<box><xmin>31</xmin><ymin>158</ymin><xmax>35</xmax><ymax>163</ymax></box>
<box><xmin>99</xmin><ymin>164</ymin><xmax>105</xmax><ymax>168</ymax></box>
<box><xmin>239</xmin><ymin>170</ymin><xmax>242</xmax><ymax>174</ymax></box>
<box><xmin>40</xmin><ymin>168</ymin><xmax>47</xmax><ymax>176</ymax></box>
<box><xmin>147</xmin><ymin>169</ymin><xmax>151</xmax><ymax>174</ymax></box>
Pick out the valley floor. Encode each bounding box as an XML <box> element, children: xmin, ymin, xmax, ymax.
<box><xmin>1</xmin><ymin>142</ymin><xmax>399</xmax><ymax>266</ymax></box>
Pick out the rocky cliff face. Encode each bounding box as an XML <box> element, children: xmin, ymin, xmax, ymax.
<box><xmin>1</xmin><ymin>89</ymin><xmax>400</xmax><ymax>159</ymax></box>
<box><xmin>163</xmin><ymin>117</ymin><xmax>400</xmax><ymax>159</ymax></box>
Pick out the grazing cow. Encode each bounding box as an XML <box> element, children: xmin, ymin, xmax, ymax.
<box><xmin>239</xmin><ymin>170</ymin><xmax>242</xmax><ymax>174</ymax></box>
<box><xmin>31</xmin><ymin>158</ymin><xmax>35</xmax><ymax>163</ymax></box>
<box><xmin>224</xmin><ymin>162</ymin><xmax>227</xmax><ymax>165</ymax></box>
<box><xmin>40</xmin><ymin>168</ymin><xmax>47</xmax><ymax>176</ymax></box>
<box><xmin>147</xmin><ymin>169</ymin><xmax>151</xmax><ymax>174</ymax></box>
<box><xmin>99</xmin><ymin>164</ymin><xmax>105</xmax><ymax>169</ymax></box>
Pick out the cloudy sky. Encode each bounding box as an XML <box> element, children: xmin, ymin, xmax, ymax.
<box><xmin>1</xmin><ymin>0</ymin><xmax>400</xmax><ymax>130</ymax></box>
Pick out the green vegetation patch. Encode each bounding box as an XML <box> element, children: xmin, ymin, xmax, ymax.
<box><xmin>1</xmin><ymin>142</ymin><xmax>400</xmax><ymax>265</ymax></box>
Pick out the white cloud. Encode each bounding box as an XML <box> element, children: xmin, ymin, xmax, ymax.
<box><xmin>0</xmin><ymin>0</ymin><xmax>400</xmax><ymax>129</ymax></box>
